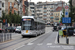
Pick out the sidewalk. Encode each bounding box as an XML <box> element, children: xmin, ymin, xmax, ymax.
<box><xmin>56</xmin><ymin>36</ymin><xmax>75</xmax><ymax>45</ymax></box>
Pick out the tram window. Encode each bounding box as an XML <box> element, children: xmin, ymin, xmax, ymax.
<box><xmin>34</xmin><ymin>22</ymin><xmax>37</xmax><ymax>30</ymax></box>
<box><xmin>22</xmin><ymin>26</ymin><xmax>30</xmax><ymax>30</ymax></box>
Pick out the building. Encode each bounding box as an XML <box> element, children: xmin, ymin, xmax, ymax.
<box><xmin>0</xmin><ymin>0</ymin><xmax>2</xmax><ymax>18</ymax></box>
<box><xmin>54</xmin><ymin>7</ymin><xmax>63</xmax><ymax>23</ymax></box>
<box><xmin>2</xmin><ymin>0</ymin><xmax>8</xmax><ymax>14</ymax></box>
<box><xmin>17</xmin><ymin>0</ymin><xmax>23</xmax><ymax>16</ymax></box>
<box><xmin>72</xmin><ymin>0</ymin><xmax>75</xmax><ymax>7</ymax></box>
<box><xmin>28</xmin><ymin>2</ymin><xmax>35</xmax><ymax>16</ymax></box>
<box><xmin>22</xmin><ymin>0</ymin><xmax>28</xmax><ymax>16</ymax></box>
<box><xmin>8</xmin><ymin>0</ymin><xmax>19</xmax><ymax>14</ymax></box>
<box><xmin>0</xmin><ymin>0</ymin><xmax>2</xmax><ymax>28</ymax></box>
<box><xmin>0</xmin><ymin>0</ymin><xmax>8</xmax><ymax>28</ymax></box>
<box><xmin>35</xmin><ymin>1</ymin><xmax>65</xmax><ymax>24</ymax></box>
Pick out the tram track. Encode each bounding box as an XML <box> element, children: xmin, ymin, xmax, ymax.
<box><xmin>0</xmin><ymin>27</ymin><xmax>52</xmax><ymax>50</ymax></box>
<box><xmin>1</xmin><ymin>33</ymin><xmax>47</xmax><ymax>50</ymax></box>
<box><xmin>0</xmin><ymin>37</ymin><xmax>30</xmax><ymax>50</ymax></box>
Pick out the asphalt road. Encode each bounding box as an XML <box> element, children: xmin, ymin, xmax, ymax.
<box><xmin>0</xmin><ymin>27</ymin><xmax>75</xmax><ymax>50</ymax></box>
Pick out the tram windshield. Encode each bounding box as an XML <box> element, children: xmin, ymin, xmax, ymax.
<box><xmin>22</xmin><ymin>18</ymin><xmax>34</xmax><ymax>30</ymax></box>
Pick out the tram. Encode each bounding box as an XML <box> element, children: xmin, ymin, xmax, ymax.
<box><xmin>21</xmin><ymin>16</ymin><xmax>45</xmax><ymax>37</ymax></box>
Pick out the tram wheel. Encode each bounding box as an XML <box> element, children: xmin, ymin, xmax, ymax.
<box><xmin>22</xmin><ymin>35</ymin><xmax>24</xmax><ymax>38</ymax></box>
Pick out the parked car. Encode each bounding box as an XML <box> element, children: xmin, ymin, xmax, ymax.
<box><xmin>15</xmin><ymin>26</ymin><xmax>21</xmax><ymax>33</ymax></box>
<box><xmin>0</xmin><ymin>28</ymin><xmax>3</xmax><ymax>33</ymax></box>
<box><xmin>5</xmin><ymin>27</ymin><xmax>16</xmax><ymax>32</ymax></box>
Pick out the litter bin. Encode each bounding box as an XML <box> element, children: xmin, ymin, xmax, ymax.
<box><xmin>67</xmin><ymin>27</ymin><xmax>74</xmax><ymax>36</ymax></box>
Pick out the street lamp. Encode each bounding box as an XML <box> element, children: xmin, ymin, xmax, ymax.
<box><xmin>71</xmin><ymin>0</ymin><xmax>72</xmax><ymax>26</ymax></box>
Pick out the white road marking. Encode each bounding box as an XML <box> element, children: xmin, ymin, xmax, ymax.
<box><xmin>27</xmin><ymin>43</ymin><xmax>34</xmax><ymax>45</ymax></box>
<box><xmin>14</xmin><ymin>45</ymin><xmax>25</xmax><ymax>50</ymax></box>
<box><xmin>47</xmin><ymin>43</ymin><xmax>52</xmax><ymax>45</ymax></box>
<box><xmin>48</xmin><ymin>46</ymin><xmax>61</xmax><ymax>48</ymax></box>
<box><xmin>62</xmin><ymin>46</ymin><xmax>74</xmax><ymax>49</ymax></box>
<box><xmin>55</xmin><ymin>32</ymin><xmax>58</xmax><ymax>44</ymax></box>
<box><xmin>37</xmin><ymin>43</ymin><xmax>43</xmax><ymax>45</ymax></box>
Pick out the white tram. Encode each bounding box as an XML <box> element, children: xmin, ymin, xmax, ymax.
<box><xmin>21</xmin><ymin>16</ymin><xmax>45</xmax><ymax>37</ymax></box>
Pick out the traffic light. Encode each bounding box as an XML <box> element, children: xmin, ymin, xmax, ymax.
<box><xmin>3</xmin><ymin>19</ymin><xmax>5</xmax><ymax>25</ymax></box>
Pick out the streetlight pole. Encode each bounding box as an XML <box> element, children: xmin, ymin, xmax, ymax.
<box><xmin>29</xmin><ymin>0</ymin><xmax>31</xmax><ymax>16</ymax></box>
<box><xmin>71</xmin><ymin>0</ymin><xmax>72</xmax><ymax>26</ymax></box>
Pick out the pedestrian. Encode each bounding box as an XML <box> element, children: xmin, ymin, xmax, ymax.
<box><xmin>58</xmin><ymin>26</ymin><xmax>63</xmax><ymax>37</ymax></box>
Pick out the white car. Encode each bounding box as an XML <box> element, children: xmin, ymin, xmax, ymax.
<box><xmin>15</xmin><ymin>26</ymin><xmax>21</xmax><ymax>33</ymax></box>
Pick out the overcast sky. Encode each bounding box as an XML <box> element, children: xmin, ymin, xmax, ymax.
<box><xmin>28</xmin><ymin>0</ymin><xmax>69</xmax><ymax>3</ymax></box>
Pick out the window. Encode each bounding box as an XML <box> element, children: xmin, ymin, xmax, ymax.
<box><xmin>30</xmin><ymin>3</ymin><xmax>34</xmax><ymax>5</ymax></box>
<box><xmin>51</xmin><ymin>6</ymin><xmax>53</xmax><ymax>8</ymax></box>
<box><xmin>44</xmin><ymin>10</ymin><xmax>47</xmax><ymax>12</ymax></box>
<box><xmin>56</xmin><ymin>14</ymin><xmax>57</xmax><ymax>16</ymax></box>
<box><xmin>50</xmin><ymin>17</ymin><xmax>54</xmax><ymax>19</ymax></box>
<box><xmin>51</xmin><ymin>10</ymin><xmax>53</xmax><ymax>12</ymax></box>
<box><xmin>2</xmin><ymin>3</ymin><xmax>4</xmax><ymax>7</ymax></box>
<box><xmin>51</xmin><ymin>13</ymin><xmax>53</xmax><ymax>15</ymax></box>
<box><xmin>14</xmin><ymin>10</ymin><xmax>16</xmax><ymax>13</ymax></box>
<box><xmin>58</xmin><ymin>13</ymin><xmax>59</xmax><ymax>16</ymax></box>
<box><xmin>44</xmin><ymin>13</ymin><xmax>47</xmax><ymax>15</ymax></box>
<box><xmin>39</xmin><ymin>6</ymin><xmax>42</xmax><ymax>8</ymax></box>
<box><xmin>39</xmin><ymin>17</ymin><xmax>42</xmax><ymax>18</ymax></box>
<box><xmin>39</xmin><ymin>13</ymin><xmax>42</xmax><ymax>15</ymax></box>
<box><xmin>55</xmin><ymin>17</ymin><xmax>59</xmax><ymax>20</ymax></box>
<box><xmin>32</xmin><ymin>14</ymin><xmax>35</xmax><ymax>16</ymax></box>
<box><xmin>44</xmin><ymin>7</ymin><xmax>47</xmax><ymax>9</ymax></box>
<box><xmin>10</xmin><ymin>2</ymin><xmax>12</xmax><ymax>9</ymax></box>
<box><xmin>22</xmin><ymin>19</ymin><xmax>34</xmax><ymax>30</ymax></box>
<box><xmin>10</xmin><ymin>2</ymin><xmax>12</xmax><ymax>6</ymax></box>
<box><xmin>30</xmin><ymin>7</ymin><xmax>34</xmax><ymax>9</ymax></box>
<box><xmin>33</xmin><ymin>11</ymin><xmax>34</xmax><ymax>12</ymax></box>
<box><xmin>37</xmin><ymin>6</ymin><xmax>42</xmax><ymax>8</ymax></box>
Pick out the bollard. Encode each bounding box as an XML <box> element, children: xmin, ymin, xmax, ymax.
<box><xmin>66</xmin><ymin>38</ymin><xmax>69</xmax><ymax>44</ymax></box>
<box><xmin>10</xmin><ymin>33</ymin><xmax>12</xmax><ymax>40</ymax></box>
<box><xmin>57</xmin><ymin>34</ymin><xmax>59</xmax><ymax>43</ymax></box>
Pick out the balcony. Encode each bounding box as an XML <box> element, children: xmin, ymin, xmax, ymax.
<box><xmin>50</xmin><ymin>10</ymin><xmax>54</xmax><ymax>12</ymax></box>
<box><xmin>43</xmin><ymin>13</ymin><xmax>47</xmax><ymax>16</ymax></box>
<box><xmin>50</xmin><ymin>17</ymin><xmax>54</xmax><ymax>19</ymax></box>
<box><xmin>44</xmin><ymin>10</ymin><xmax>47</xmax><ymax>13</ymax></box>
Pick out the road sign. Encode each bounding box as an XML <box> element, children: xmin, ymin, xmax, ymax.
<box><xmin>65</xmin><ymin>5</ymin><xmax>69</xmax><ymax>17</ymax></box>
<box><xmin>65</xmin><ymin>12</ymin><xmax>68</xmax><ymax>15</ymax></box>
<box><xmin>65</xmin><ymin>6</ymin><xmax>69</xmax><ymax>9</ymax></box>
<box><xmin>62</xmin><ymin>17</ymin><xmax>71</xmax><ymax>23</ymax></box>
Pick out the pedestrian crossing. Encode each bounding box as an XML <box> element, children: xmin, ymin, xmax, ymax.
<box><xmin>26</xmin><ymin>43</ymin><xmax>74</xmax><ymax>49</ymax></box>
<box><xmin>26</xmin><ymin>43</ymin><xmax>53</xmax><ymax>46</ymax></box>
<box><xmin>14</xmin><ymin>43</ymin><xmax>74</xmax><ymax>50</ymax></box>
<box><xmin>27</xmin><ymin>43</ymin><xmax>34</xmax><ymax>45</ymax></box>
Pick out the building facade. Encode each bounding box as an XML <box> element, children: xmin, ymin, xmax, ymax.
<box><xmin>54</xmin><ymin>7</ymin><xmax>63</xmax><ymax>23</ymax></box>
<box><xmin>22</xmin><ymin>0</ymin><xmax>28</xmax><ymax>16</ymax></box>
<box><xmin>0</xmin><ymin>0</ymin><xmax>8</xmax><ymax>28</ymax></box>
<box><xmin>17</xmin><ymin>0</ymin><xmax>23</xmax><ymax>16</ymax></box>
<box><xmin>35</xmin><ymin>1</ymin><xmax>65</xmax><ymax>24</ymax></box>
<box><xmin>72</xmin><ymin>0</ymin><xmax>75</xmax><ymax>7</ymax></box>
<box><xmin>8</xmin><ymin>0</ymin><xmax>19</xmax><ymax>14</ymax></box>
<box><xmin>28</xmin><ymin>2</ymin><xmax>35</xmax><ymax>16</ymax></box>
<box><xmin>2</xmin><ymin>0</ymin><xmax>8</xmax><ymax>14</ymax></box>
